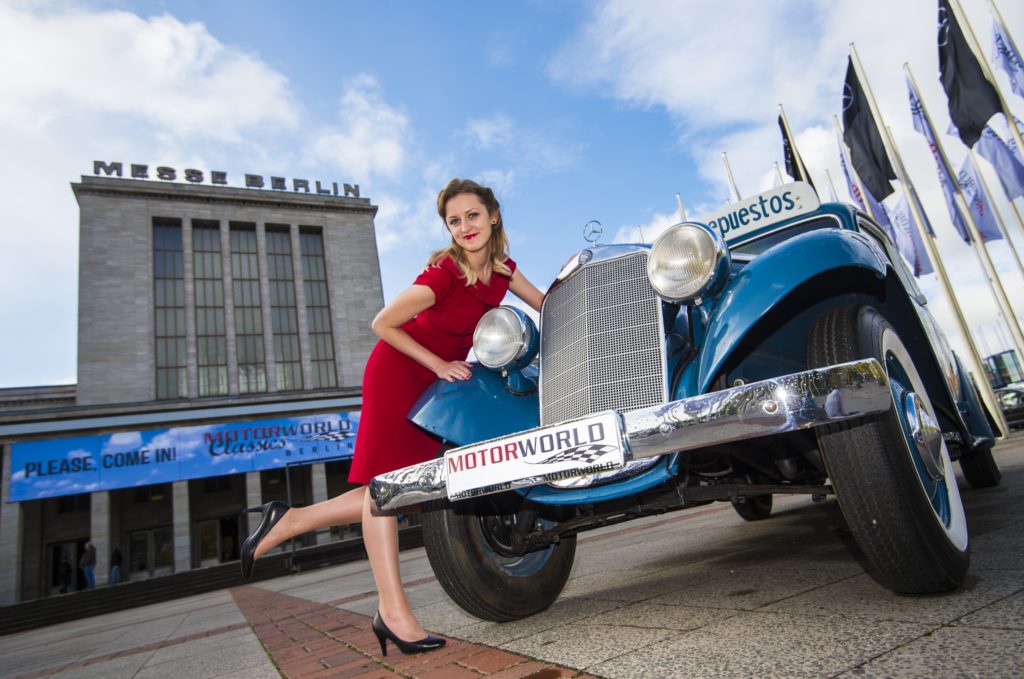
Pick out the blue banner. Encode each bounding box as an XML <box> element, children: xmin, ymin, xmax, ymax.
<box><xmin>8</xmin><ymin>412</ymin><xmax>359</xmax><ymax>502</ymax></box>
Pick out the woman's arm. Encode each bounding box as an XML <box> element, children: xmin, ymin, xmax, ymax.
<box><xmin>508</xmin><ymin>268</ymin><xmax>545</xmax><ymax>312</ymax></box>
<box><xmin>371</xmin><ymin>284</ymin><xmax>473</xmax><ymax>382</ymax></box>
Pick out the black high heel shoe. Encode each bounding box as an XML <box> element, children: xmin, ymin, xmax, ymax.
<box><xmin>371</xmin><ymin>611</ymin><xmax>445</xmax><ymax>656</ymax></box>
<box><xmin>239</xmin><ymin>501</ymin><xmax>290</xmax><ymax>580</ymax></box>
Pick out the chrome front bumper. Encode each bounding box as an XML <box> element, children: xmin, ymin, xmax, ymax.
<box><xmin>370</xmin><ymin>358</ymin><xmax>891</xmax><ymax>511</ymax></box>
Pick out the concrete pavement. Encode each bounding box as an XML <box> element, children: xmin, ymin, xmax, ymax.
<box><xmin>2</xmin><ymin>431</ymin><xmax>1022</xmax><ymax>678</ymax></box>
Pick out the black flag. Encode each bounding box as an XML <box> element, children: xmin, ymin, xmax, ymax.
<box><xmin>938</xmin><ymin>0</ymin><xmax>1000</xmax><ymax>147</ymax></box>
<box><xmin>841</xmin><ymin>58</ymin><xmax>895</xmax><ymax>200</ymax></box>
<box><xmin>778</xmin><ymin>114</ymin><xmax>816</xmax><ymax>193</ymax></box>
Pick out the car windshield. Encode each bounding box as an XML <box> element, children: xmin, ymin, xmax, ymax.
<box><xmin>730</xmin><ymin>216</ymin><xmax>838</xmax><ymax>257</ymax></box>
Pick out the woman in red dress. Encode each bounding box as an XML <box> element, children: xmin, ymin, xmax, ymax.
<box><xmin>240</xmin><ymin>178</ymin><xmax>544</xmax><ymax>655</ymax></box>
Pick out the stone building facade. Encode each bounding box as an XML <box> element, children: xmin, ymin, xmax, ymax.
<box><xmin>0</xmin><ymin>173</ymin><xmax>384</xmax><ymax>604</ymax></box>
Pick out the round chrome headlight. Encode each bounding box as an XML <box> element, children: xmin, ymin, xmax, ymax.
<box><xmin>473</xmin><ymin>306</ymin><xmax>539</xmax><ymax>371</ymax></box>
<box><xmin>647</xmin><ymin>222</ymin><xmax>730</xmax><ymax>303</ymax></box>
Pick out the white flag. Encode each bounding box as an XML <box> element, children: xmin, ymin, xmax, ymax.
<box><xmin>957</xmin><ymin>155</ymin><xmax>1002</xmax><ymax>242</ymax></box>
<box><xmin>992</xmin><ymin>12</ymin><xmax>1024</xmax><ymax>99</ymax></box>
<box><xmin>975</xmin><ymin>126</ymin><xmax>1024</xmax><ymax>199</ymax></box>
<box><xmin>888</xmin><ymin>191</ymin><xmax>933</xmax><ymax>276</ymax></box>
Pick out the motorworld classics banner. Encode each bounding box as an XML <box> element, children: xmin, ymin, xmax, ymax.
<box><xmin>8</xmin><ymin>412</ymin><xmax>359</xmax><ymax>502</ymax></box>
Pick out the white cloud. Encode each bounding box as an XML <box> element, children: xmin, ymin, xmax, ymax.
<box><xmin>459</xmin><ymin>114</ymin><xmax>584</xmax><ymax>174</ymax></box>
<box><xmin>550</xmin><ymin>1</ymin><xmax>830</xmax><ymax>130</ymax></box>
<box><xmin>0</xmin><ymin>2</ymin><xmax>298</xmax><ymax>139</ymax></box>
<box><xmin>611</xmin><ymin>210</ymin><xmax>680</xmax><ymax>245</ymax></box>
<box><xmin>464</xmin><ymin>114</ymin><xmax>516</xmax><ymax>149</ymax></box>
<box><xmin>0</xmin><ymin>1</ymin><xmax>307</xmax><ymax>387</ymax></box>
<box><xmin>306</xmin><ymin>74</ymin><xmax>412</xmax><ymax>181</ymax></box>
<box><xmin>373</xmin><ymin>185</ymin><xmax>447</xmax><ymax>253</ymax></box>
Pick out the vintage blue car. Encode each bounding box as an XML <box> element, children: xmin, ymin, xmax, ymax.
<box><xmin>370</xmin><ymin>182</ymin><xmax>1002</xmax><ymax>621</ymax></box>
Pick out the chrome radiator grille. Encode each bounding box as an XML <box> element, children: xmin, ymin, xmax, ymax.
<box><xmin>539</xmin><ymin>251</ymin><xmax>667</xmax><ymax>426</ymax></box>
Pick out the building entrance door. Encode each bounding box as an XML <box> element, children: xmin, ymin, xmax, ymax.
<box><xmin>198</xmin><ymin>516</ymin><xmax>240</xmax><ymax>567</ymax></box>
<box><xmin>128</xmin><ymin>527</ymin><xmax>174</xmax><ymax>580</ymax></box>
<box><xmin>48</xmin><ymin>540</ymin><xmax>86</xmax><ymax>595</ymax></box>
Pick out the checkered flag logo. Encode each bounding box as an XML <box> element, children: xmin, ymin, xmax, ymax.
<box><xmin>526</xmin><ymin>444</ymin><xmax>618</xmax><ymax>465</ymax></box>
<box><xmin>302</xmin><ymin>431</ymin><xmax>354</xmax><ymax>443</ymax></box>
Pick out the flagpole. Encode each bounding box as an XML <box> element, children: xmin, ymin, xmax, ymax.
<box><xmin>779</xmin><ymin>103</ymin><xmax>814</xmax><ymax>186</ymax></box>
<box><xmin>1009</xmin><ymin>201</ymin><xmax>1024</xmax><ymax>251</ymax></box>
<box><xmin>773</xmin><ymin>162</ymin><xmax>786</xmax><ymax>186</ymax></box>
<box><xmin>968</xmin><ymin>147</ymin><xmax>1024</xmax><ymax>278</ymax></box>
<box><xmin>722</xmin><ymin>152</ymin><xmax>742</xmax><ymax>202</ymax></box>
<box><xmin>832</xmin><ymin>114</ymin><xmax>880</xmax><ymax>222</ymax></box>
<box><xmin>951</xmin><ymin>0</ymin><xmax>1024</xmax><ymax>167</ymax></box>
<box><xmin>960</xmin><ymin>0</ymin><xmax>1024</xmax><ymax>250</ymax></box>
<box><xmin>850</xmin><ymin>43</ymin><xmax>1008</xmax><ymax>431</ymax></box>
<box><xmin>989</xmin><ymin>0</ymin><xmax>1023</xmax><ymax>67</ymax></box>
<box><xmin>904</xmin><ymin>62</ymin><xmax>1024</xmax><ymax>360</ymax></box>
<box><xmin>825</xmin><ymin>169</ymin><xmax>840</xmax><ymax>202</ymax></box>
<box><xmin>676</xmin><ymin>193</ymin><xmax>689</xmax><ymax>221</ymax></box>
<box><xmin>886</xmin><ymin>123</ymin><xmax>1010</xmax><ymax>434</ymax></box>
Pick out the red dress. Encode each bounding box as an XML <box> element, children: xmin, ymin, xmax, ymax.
<box><xmin>348</xmin><ymin>256</ymin><xmax>517</xmax><ymax>484</ymax></box>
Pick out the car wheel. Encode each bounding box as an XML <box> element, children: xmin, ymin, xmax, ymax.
<box><xmin>807</xmin><ymin>305</ymin><xmax>969</xmax><ymax>593</ymax></box>
<box><xmin>731</xmin><ymin>494</ymin><xmax>773</xmax><ymax>521</ymax></box>
<box><xmin>420</xmin><ymin>494</ymin><xmax>576</xmax><ymax>621</ymax></box>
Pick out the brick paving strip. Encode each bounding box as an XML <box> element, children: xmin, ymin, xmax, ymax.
<box><xmin>11</xmin><ymin>622</ymin><xmax>251</xmax><ymax>679</ymax></box>
<box><xmin>9</xmin><ymin>504</ymin><xmax>735</xmax><ymax>679</ymax></box>
<box><xmin>231</xmin><ymin>586</ymin><xmax>599</xmax><ymax>679</ymax></box>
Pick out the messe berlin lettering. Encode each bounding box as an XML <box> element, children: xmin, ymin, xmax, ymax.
<box><xmin>92</xmin><ymin>161</ymin><xmax>360</xmax><ymax>198</ymax></box>
<box><xmin>9</xmin><ymin>412</ymin><xmax>359</xmax><ymax>502</ymax></box>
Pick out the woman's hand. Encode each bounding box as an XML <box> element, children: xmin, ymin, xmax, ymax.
<box><xmin>435</xmin><ymin>360</ymin><xmax>473</xmax><ymax>382</ymax></box>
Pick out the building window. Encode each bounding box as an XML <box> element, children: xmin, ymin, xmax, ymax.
<box><xmin>230</xmin><ymin>224</ymin><xmax>267</xmax><ymax>393</ymax></box>
<box><xmin>266</xmin><ymin>226</ymin><xmax>303</xmax><ymax>391</ymax></box>
<box><xmin>193</xmin><ymin>222</ymin><xmax>228</xmax><ymax>396</ymax></box>
<box><xmin>300</xmin><ymin>227</ymin><xmax>338</xmax><ymax>388</ymax></box>
<box><xmin>202</xmin><ymin>475</ymin><xmax>232</xmax><ymax>493</ymax></box>
<box><xmin>57</xmin><ymin>494</ymin><xmax>90</xmax><ymax>514</ymax></box>
<box><xmin>133</xmin><ymin>484</ymin><xmax>169</xmax><ymax>503</ymax></box>
<box><xmin>153</xmin><ymin>219</ymin><xmax>187</xmax><ymax>399</ymax></box>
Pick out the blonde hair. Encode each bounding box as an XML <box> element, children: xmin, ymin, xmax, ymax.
<box><xmin>428</xmin><ymin>178</ymin><xmax>512</xmax><ymax>286</ymax></box>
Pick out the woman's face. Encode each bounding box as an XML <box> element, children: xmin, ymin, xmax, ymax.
<box><xmin>444</xmin><ymin>192</ymin><xmax>494</xmax><ymax>253</ymax></box>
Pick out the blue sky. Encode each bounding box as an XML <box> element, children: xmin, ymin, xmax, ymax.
<box><xmin>1</xmin><ymin>0</ymin><xmax>1022</xmax><ymax>387</ymax></box>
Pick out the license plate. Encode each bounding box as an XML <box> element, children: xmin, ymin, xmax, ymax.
<box><xmin>444</xmin><ymin>411</ymin><xmax>625</xmax><ymax>501</ymax></box>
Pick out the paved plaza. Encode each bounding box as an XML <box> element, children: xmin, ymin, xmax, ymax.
<box><xmin>2</xmin><ymin>432</ymin><xmax>1022</xmax><ymax>679</ymax></box>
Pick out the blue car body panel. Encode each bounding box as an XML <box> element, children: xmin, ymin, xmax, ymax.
<box><xmin>409</xmin><ymin>365</ymin><xmax>540</xmax><ymax>446</ymax></box>
<box><xmin>690</xmin><ymin>226</ymin><xmax>888</xmax><ymax>395</ymax></box>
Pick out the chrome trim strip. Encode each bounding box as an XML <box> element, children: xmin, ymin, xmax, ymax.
<box><xmin>369</xmin><ymin>358</ymin><xmax>891</xmax><ymax>511</ymax></box>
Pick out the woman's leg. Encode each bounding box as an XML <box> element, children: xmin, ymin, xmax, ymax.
<box><xmin>253</xmin><ymin>486</ymin><xmax>366</xmax><ymax>559</ymax></box>
<box><xmin>361</xmin><ymin>490</ymin><xmax>429</xmax><ymax>641</ymax></box>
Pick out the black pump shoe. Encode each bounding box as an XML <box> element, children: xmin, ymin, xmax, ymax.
<box><xmin>239</xmin><ymin>501</ymin><xmax>290</xmax><ymax>580</ymax></box>
<box><xmin>371</xmin><ymin>611</ymin><xmax>445</xmax><ymax>656</ymax></box>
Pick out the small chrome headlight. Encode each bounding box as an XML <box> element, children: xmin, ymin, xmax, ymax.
<box><xmin>647</xmin><ymin>222</ymin><xmax>730</xmax><ymax>303</ymax></box>
<box><xmin>473</xmin><ymin>306</ymin><xmax>539</xmax><ymax>371</ymax></box>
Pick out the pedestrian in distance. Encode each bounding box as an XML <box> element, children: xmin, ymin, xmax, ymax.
<box><xmin>110</xmin><ymin>547</ymin><xmax>122</xmax><ymax>585</ymax></box>
<box><xmin>59</xmin><ymin>556</ymin><xmax>72</xmax><ymax>594</ymax></box>
<box><xmin>240</xmin><ymin>178</ymin><xmax>545</xmax><ymax>656</ymax></box>
<box><xmin>79</xmin><ymin>540</ymin><xmax>96</xmax><ymax>590</ymax></box>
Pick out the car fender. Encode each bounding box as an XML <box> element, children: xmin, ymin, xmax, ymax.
<box><xmin>409</xmin><ymin>365</ymin><xmax>539</xmax><ymax>447</ymax></box>
<box><xmin>951</xmin><ymin>353</ymin><xmax>998</xmax><ymax>444</ymax></box>
<box><xmin>695</xmin><ymin>228</ymin><xmax>888</xmax><ymax>393</ymax></box>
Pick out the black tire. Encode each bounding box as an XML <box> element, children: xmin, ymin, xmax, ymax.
<box><xmin>959</xmin><ymin>445</ymin><xmax>1001</xmax><ymax>489</ymax></box>
<box><xmin>731</xmin><ymin>494</ymin><xmax>773</xmax><ymax>521</ymax></box>
<box><xmin>420</xmin><ymin>495</ymin><xmax>576</xmax><ymax>621</ymax></box>
<box><xmin>807</xmin><ymin>305</ymin><xmax>969</xmax><ymax>593</ymax></box>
